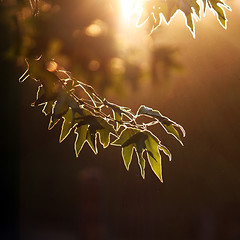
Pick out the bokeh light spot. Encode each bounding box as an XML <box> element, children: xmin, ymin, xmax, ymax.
<box><xmin>85</xmin><ymin>19</ymin><xmax>108</xmax><ymax>37</ymax></box>
<box><xmin>88</xmin><ymin>60</ymin><xmax>100</xmax><ymax>71</ymax></box>
<box><xmin>46</xmin><ymin>60</ymin><xmax>58</xmax><ymax>72</ymax></box>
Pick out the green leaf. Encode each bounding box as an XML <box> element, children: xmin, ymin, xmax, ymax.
<box><xmin>113</xmin><ymin>110</ymin><xmax>122</xmax><ymax>131</ymax></box>
<box><xmin>86</xmin><ymin>127</ymin><xmax>98</xmax><ymax>154</ymax></box>
<box><xmin>53</xmin><ymin>97</ymin><xmax>69</xmax><ymax>117</ymax></box>
<box><xmin>96</xmin><ymin>118</ymin><xmax>116</xmax><ymax>148</ymax></box>
<box><xmin>112</xmin><ymin>128</ymin><xmax>141</xmax><ymax>146</ymax></box>
<box><xmin>32</xmin><ymin>85</ymin><xmax>58</xmax><ymax>106</ymax></box>
<box><xmin>112</xmin><ymin>128</ymin><xmax>141</xmax><ymax>170</ymax></box>
<box><xmin>71</xmin><ymin>107</ymin><xmax>92</xmax><ymax>126</ymax></box>
<box><xmin>74</xmin><ymin>115</ymin><xmax>116</xmax><ymax>155</ymax></box>
<box><xmin>42</xmin><ymin>101</ymin><xmax>54</xmax><ymax>116</ymax></box>
<box><xmin>48</xmin><ymin>100</ymin><xmax>69</xmax><ymax>130</ymax></box>
<box><xmin>59</xmin><ymin>108</ymin><xmax>74</xmax><ymax>143</ymax></box>
<box><xmin>159</xmin><ymin>144</ymin><xmax>172</xmax><ymax>161</ymax></box>
<box><xmin>122</xmin><ymin>145</ymin><xmax>135</xmax><ymax>170</ymax></box>
<box><xmin>74</xmin><ymin>125</ymin><xmax>88</xmax><ymax>157</ymax></box>
<box><xmin>48</xmin><ymin>113</ymin><xmax>61</xmax><ymax>130</ymax></box>
<box><xmin>137</xmin><ymin>105</ymin><xmax>185</xmax><ymax>145</ymax></box>
<box><xmin>135</xmin><ymin>148</ymin><xmax>146</xmax><ymax>179</ymax></box>
<box><xmin>145</xmin><ymin>131</ymin><xmax>163</xmax><ymax>182</ymax></box>
<box><xmin>33</xmin><ymin>85</ymin><xmax>45</xmax><ymax>106</ymax></box>
<box><xmin>112</xmin><ymin>128</ymin><xmax>165</xmax><ymax>181</ymax></box>
<box><xmin>48</xmin><ymin>93</ymin><xmax>71</xmax><ymax>130</ymax></box>
<box><xmin>122</xmin><ymin>132</ymin><xmax>148</xmax><ymax>148</ymax></box>
<box><xmin>25</xmin><ymin>56</ymin><xmax>185</xmax><ymax>182</ymax></box>
<box><xmin>104</xmin><ymin>99</ymin><xmax>133</xmax><ymax>129</ymax></box>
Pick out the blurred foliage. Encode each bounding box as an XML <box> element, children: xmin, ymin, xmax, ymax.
<box><xmin>1</xmin><ymin>0</ymin><xmax>185</xmax><ymax>94</ymax></box>
<box><xmin>151</xmin><ymin>46</ymin><xmax>182</xmax><ymax>84</ymax></box>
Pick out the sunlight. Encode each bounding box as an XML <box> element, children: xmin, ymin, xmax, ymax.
<box><xmin>120</xmin><ymin>0</ymin><xmax>143</xmax><ymax>21</ymax></box>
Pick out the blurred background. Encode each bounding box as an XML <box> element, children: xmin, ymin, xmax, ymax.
<box><xmin>1</xmin><ymin>0</ymin><xmax>240</xmax><ymax>239</ymax></box>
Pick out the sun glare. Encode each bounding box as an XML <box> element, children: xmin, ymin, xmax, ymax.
<box><xmin>120</xmin><ymin>0</ymin><xmax>143</xmax><ymax>21</ymax></box>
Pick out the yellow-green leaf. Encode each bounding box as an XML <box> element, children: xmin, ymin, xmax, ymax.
<box><xmin>145</xmin><ymin>131</ymin><xmax>163</xmax><ymax>182</ymax></box>
<box><xmin>74</xmin><ymin>125</ymin><xmax>88</xmax><ymax>157</ymax></box>
<box><xmin>122</xmin><ymin>145</ymin><xmax>135</xmax><ymax>170</ymax></box>
<box><xmin>96</xmin><ymin>118</ymin><xmax>116</xmax><ymax>148</ymax></box>
<box><xmin>112</xmin><ymin>128</ymin><xmax>166</xmax><ymax>181</ymax></box>
<box><xmin>59</xmin><ymin>108</ymin><xmax>73</xmax><ymax>143</ymax></box>
<box><xmin>135</xmin><ymin>148</ymin><xmax>146</xmax><ymax>179</ymax></box>
<box><xmin>161</xmin><ymin>123</ymin><xmax>184</xmax><ymax>146</ymax></box>
<box><xmin>112</xmin><ymin>128</ymin><xmax>141</xmax><ymax>171</ymax></box>
<box><xmin>42</xmin><ymin>101</ymin><xmax>54</xmax><ymax>116</ymax></box>
<box><xmin>53</xmin><ymin>98</ymin><xmax>69</xmax><ymax>117</ymax></box>
<box><xmin>159</xmin><ymin>144</ymin><xmax>172</xmax><ymax>161</ymax></box>
<box><xmin>86</xmin><ymin>129</ymin><xmax>98</xmax><ymax>154</ymax></box>
<box><xmin>137</xmin><ymin>105</ymin><xmax>185</xmax><ymax>145</ymax></box>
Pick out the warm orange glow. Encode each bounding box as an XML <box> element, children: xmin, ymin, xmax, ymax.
<box><xmin>46</xmin><ymin>60</ymin><xmax>58</xmax><ymax>72</ymax></box>
<box><xmin>88</xmin><ymin>60</ymin><xmax>100</xmax><ymax>71</ymax></box>
<box><xmin>85</xmin><ymin>19</ymin><xmax>108</xmax><ymax>37</ymax></box>
<box><xmin>85</xmin><ymin>23</ymin><xmax>102</xmax><ymax>37</ymax></box>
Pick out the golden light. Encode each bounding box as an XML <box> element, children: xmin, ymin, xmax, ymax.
<box><xmin>85</xmin><ymin>19</ymin><xmax>108</xmax><ymax>37</ymax></box>
<box><xmin>85</xmin><ymin>23</ymin><xmax>102</xmax><ymax>37</ymax></box>
<box><xmin>120</xmin><ymin>0</ymin><xmax>143</xmax><ymax>21</ymax></box>
<box><xmin>109</xmin><ymin>58</ymin><xmax>125</xmax><ymax>74</ymax></box>
<box><xmin>46</xmin><ymin>60</ymin><xmax>58</xmax><ymax>72</ymax></box>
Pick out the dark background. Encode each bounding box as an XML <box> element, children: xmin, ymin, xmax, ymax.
<box><xmin>1</xmin><ymin>0</ymin><xmax>240</xmax><ymax>239</ymax></box>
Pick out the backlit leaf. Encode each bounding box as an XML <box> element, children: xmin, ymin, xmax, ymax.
<box><xmin>74</xmin><ymin>115</ymin><xmax>116</xmax><ymax>155</ymax></box>
<box><xmin>205</xmin><ymin>0</ymin><xmax>231</xmax><ymax>28</ymax></box>
<box><xmin>48</xmin><ymin>101</ymin><xmax>68</xmax><ymax>130</ymax></box>
<box><xmin>104</xmin><ymin>99</ymin><xmax>133</xmax><ymax>129</ymax></box>
<box><xmin>137</xmin><ymin>105</ymin><xmax>185</xmax><ymax>145</ymax></box>
<box><xmin>112</xmin><ymin>128</ymin><xmax>141</xmax><ymax>171</ymax></box>
<box><xmin>159</xmin><ymin>144</ymin><xmax>172</xmax><ymax>161</ymax></box>
<box><xmin>112</xmin><ymin>128</ymin><xmax>141</xmax><ymax>146</ymax></box>
<box><xmin>86</xmin><ymin>127</ymin><xmax>98</xmax><ymax>154</ymax></box>
<box><xmin>74</xmin><ymin>125</ymin><xmax>88</xmax><ymax>157</ymax></box>
<box><xmin>48</xmin><ymin>93</ymin><xmax>71</xmax><ymax>130</ymax></box>
<box><xmin>122</xmin><ymin>145</ymin><xmax>135</xmax><ymax>170</ymax></box>
<box><xmin>112</xmin><ymin>128</ymin><xmax>165</xmax><ymax>181</ymax></box>
<box><xmin>42</xmin><ymin>101</ymin><xmax>54</xmax><ymax>116</ymax></box>
<box><xmin>59</xmin><ymin>108</ymin><xmax>74</xmax><ymax>143</ymax></box>
<box><xmin>113</xmin><ymin>111</ymin><xmax>122</xmax><ymax>131</ymax></box>
<box><xmin>96</xmin><ymin>118</ymin><xmax>116</xmax><ymax>148</ymax></box>
<box><xmin>145</xmin><ymin>131</ymin><xmax>163</xmax><ymax>182</ymax></box>
<box><xmin>137</xmin><ymin>0</ymin><xmax>230</xmax><ymax>37</ymax></box>
<box><xmin>135</xmin><ymin>148</ymin><xmax>146</xmax><ymax>179</ymax></box>
<box><xmin>23</xmin><ymin>54</ymin><xmax>187</xmax><ymax>182</ymax></box>
<box><xmin>53</xmin><ymin>96</ymin><xmax>69</xmax><ymax>117</ymax></box>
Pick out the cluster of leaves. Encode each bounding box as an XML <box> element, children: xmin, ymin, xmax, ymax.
<box><xmin>137</xmin><ymin>0</ymin><xmax>231</xmax><ymax>37</ymax></box>
<box><xmin>20</xmin><ymin>57</ymin><xmax>185</xmax><ymax>182</ymax></box>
